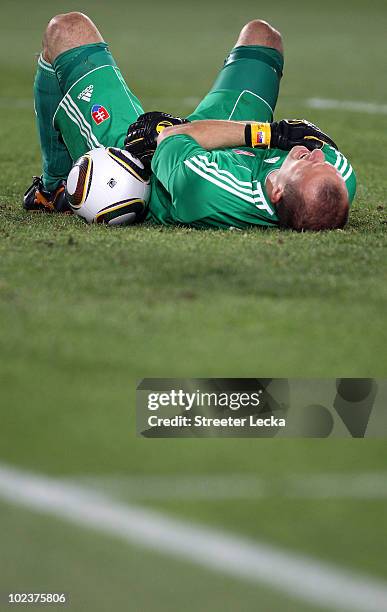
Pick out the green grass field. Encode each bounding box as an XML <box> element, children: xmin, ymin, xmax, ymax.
<box><xmin>0</xmin><ymin>0</ymin><xmax>386</xmax><ymax>610</ymax></box>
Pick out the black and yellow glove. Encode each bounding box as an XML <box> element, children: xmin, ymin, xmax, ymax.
<box><xmin>125</xmin><ymin>111</ymin><xmax>189</xmax><ymax>169</ymax></box>
<box><xmin>245</xmin><ymin>119</ymin><xmax>338</xmax><ymax>151</ymax></box>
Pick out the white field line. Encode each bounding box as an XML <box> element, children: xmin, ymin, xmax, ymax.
<box><xmin>71</xmin><ymin>472</ymin><xmax>387</xmax><ymax>501</ymax></box>
<box><xmin>1</xmin><ymin>464</ymin><xmax>387</xmax><ymax>612</ymax></box>
<box><xmin>305</xmin><ymin>98</ymin><xmax>387</xmax><ymax>115</ymax></box>
<box><xmin>3</xmin><ymin>96</ymin><xmax>387</xmax><ymax>115</ymax></box>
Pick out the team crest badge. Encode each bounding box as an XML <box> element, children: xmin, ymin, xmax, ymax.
<box><xmin>91</xmin><ymin>104</ymin><xmax>110</xmax><ymax>125</ymax></box>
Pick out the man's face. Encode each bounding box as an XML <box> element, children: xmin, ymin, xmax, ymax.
<box><xmin>273</xmin><ymin>145</ymin><xmax>348</xmax><ymax>203</ymax></box>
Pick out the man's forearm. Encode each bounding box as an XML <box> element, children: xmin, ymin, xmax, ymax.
<box><xmin>157</xmin><ymin>120</ymin><xmax>250</xmax><ymax>150</ymax></box>
<box><xmin>156</xmin><ymin>118</ymin><xmax>338</xmax><ymax>153</ymax></box>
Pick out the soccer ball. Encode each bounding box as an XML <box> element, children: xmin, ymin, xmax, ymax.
<box><xmin>65</xmin><ymin>147</ymin><xmax>150</xmax><ymax>226</ymax></box>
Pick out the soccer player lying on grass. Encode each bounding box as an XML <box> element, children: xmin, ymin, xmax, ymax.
<box><xmin>24</xmin><ymin>13</ymin><xmax>356</xmax><ymax>231</ymax></box>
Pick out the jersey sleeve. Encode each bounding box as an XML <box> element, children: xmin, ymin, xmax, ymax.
<box><xmin>151</xmin><ymin>134</ymin><xmax>218</xmax><ymax>224</ymax></box>
<box><xmin>323</xmin><ymin>145</ymin><xmax>357</xmax><ymax>205</ymax></box>
<box><xmin>152</xmin><ymin>134</ymin><xmax>204</xmax><ymax>191</ymax></box>
<box><xmin>343</xmin><ymin>161</ymin><xmax>357</xmax><ymax>205</ymax></box>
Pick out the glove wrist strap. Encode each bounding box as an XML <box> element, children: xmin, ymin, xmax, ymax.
<box><xmin>244</xmin><ymin>122</ymin><xmax>271</xmax><ymax>148</ymax></box>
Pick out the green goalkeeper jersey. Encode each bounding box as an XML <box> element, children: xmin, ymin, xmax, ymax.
<box><xmin>148</xmin><ymin>134</ymin><xmax>356</xmax><ymax>229</ymax></box>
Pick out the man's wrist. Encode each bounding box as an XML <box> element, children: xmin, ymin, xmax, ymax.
<box><xmin>244</xmin><ymin>122</ymin><xmax>271</xmax><ymax>148</ymax></box>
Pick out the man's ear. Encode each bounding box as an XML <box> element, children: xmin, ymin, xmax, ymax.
<box><xmin>270</xmin><ymin>183</ymin><xmax>284</xmax><ymax>204</ymax></box>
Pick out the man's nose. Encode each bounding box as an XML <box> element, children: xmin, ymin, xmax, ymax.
<box><xmin>310</xmin><ymin>148</ymin><xmax>325</xmax><ymax>162</ymax></box>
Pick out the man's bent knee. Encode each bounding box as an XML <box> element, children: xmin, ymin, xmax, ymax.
<box><xmin>236</xmin><ymin>20</ymin><xmax>283</xmax><ymax>54</ymax></box>
<box><xmin>43</xmin><ymin>12</ymin><xmax>104</xmax><ymax>64</ymax></box>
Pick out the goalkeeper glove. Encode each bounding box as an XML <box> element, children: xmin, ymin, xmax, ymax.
<box><xmin>125</xmin><ymin>111</ymin><xmax>189</xmax><ymax>169</ymax></box>
<box><xmin>244</xmin><ymin>119</ymin><xmax>338</xmax><ymax>151</ymax></box>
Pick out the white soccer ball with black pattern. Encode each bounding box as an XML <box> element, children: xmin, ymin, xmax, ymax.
<box><xmin>66</xmin><ymin>147</ymin><xmax>150</xmax><ymax>225</ymax></box>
